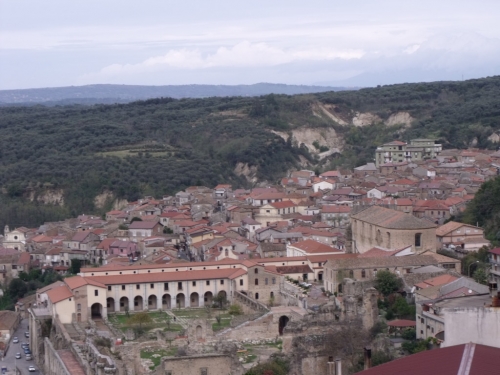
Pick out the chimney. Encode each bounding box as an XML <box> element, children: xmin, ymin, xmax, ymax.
<box><xmin>364</xmin><ymin>346</ymin><xmax>372</xmax><ymax>370</ymax></box>
<box><xmin>335</xmin><ymin>358</ymin><xmax>342</xmax><ymax>375</ymax></box>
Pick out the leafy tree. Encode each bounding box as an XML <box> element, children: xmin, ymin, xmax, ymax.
<box><xmin>127</xmin><ymin>312</ymin><xmax>152</xmax><ymax>329</ymax></box>
<box><xmin>402</xmin><ymin>328</ymin><xmax>417</xmax><ymax>340</ymax></box>
<box><xmin>374</xmin><ymin>270</ymin><xmax>402</xmax><ymax>297</ymax></box>
<box><xmin>8</xmin><ymin>278</ymin><xmax>27</xmax><ymax>300</ymax></box>
<box><xmin>473</xmin><ymin>267</ymin><xmax>488</xmax><ymax>285</ymax></box>
<box><xmin>70</xmin><ymin>259</ymin><xmax>82</xmax><ymax>274</ymax></box>
<box><xmin>228</xmin><ymin>304</ymin><xmax>243</xmax><ymax>315</ymax></box>
<box><xmin>213</xmin><ymin>293</ymin><xmax>227</xmax><ymax>309</ymax></box>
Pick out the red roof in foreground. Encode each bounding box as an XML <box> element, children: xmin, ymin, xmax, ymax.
<box><xmin>387</xmin><ymin>319</ymin><xmax>416</xmax><ymax>327</ymax></box>
<box><xmin>354</xmin><ymin>343</ymin><xmax>499</xmax><ymax>375</ymax></box>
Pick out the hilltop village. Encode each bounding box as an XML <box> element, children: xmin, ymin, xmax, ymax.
<box><xmin>2</xmin><ymin>138</ymin><xmax>500</xmax><ymax>375</ymax></box>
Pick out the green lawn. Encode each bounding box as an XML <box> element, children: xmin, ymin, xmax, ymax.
<box><xmin>108</xmin><ymin>312</ymin><xmax>184</xmax><ymax>332</ymax></box>
<box><xmin>171</xmin><ymin>308</ymin><xmax>228</xmax><ymax>319</ymax></box>
<box><xmin>140</xmin><ymin>347</ymin><xmax>178</xmax><ymax>370</ymax></box>
<box><xmin>211</xmin><ymin>315</ymin><xmax>232</xmax><ymax>331</ymax></box>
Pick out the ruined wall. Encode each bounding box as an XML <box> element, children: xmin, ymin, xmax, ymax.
<box><xmin>158</xmin><ymin>352</ymin><xmax>244</xmax><ymax>375</ymax></box>
<box><xmin>43</xmin><ymin>338</ymin><xmax>72</xmax><ymax>375</ymax></box>
<box><xmin>342</xmin><ymin>279</ymin><xmax>378</xmax><ymax>329</ymax></box>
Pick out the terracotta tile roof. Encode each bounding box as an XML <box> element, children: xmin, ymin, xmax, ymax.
<box><xmin>326</xmin><ymin>255</ymin><xmax>438</xmax><ymax>270</ymax></box>
<box><xmin>129</xmin><ymin>221</ymin><xmax>160</xmax><ymax>229</ymax></box>
<box><xmin>0</xmin><ymin>311</ymin><xmax>19</xmax><ymax>330</ymax></box>
<box><xmin>292</xmin><ymin>239</ymin><xmax>343</xmax><ymax>254</ymax></box>
<box><xmin>354</xmin><ymin>343</ymin><xmax>499</xmax><ymax>375</ymax></box>
<box><xmin>81</xmin><ymin>258</ymin><xmax>245</xmax><ymax>273</ymax></box>
<box><xmin>270</xmin><ymin>201</ymin><xmax>296</xmax><ymax>209</ymax></box>
<box><xmin>275</xmin><ymin>265</ymin><xmax>313</xmax><ymax>274</ymax></box>
<box><xmin>351</xmin><ymin>206</ymin><xmax>437</xmax><ymax>229</ymax></box>
<box><xmin>64</xmin><ymin>275</ymin><xmax>106</xmax><ymax>290</ymax></box>
<box><xmin>86</xmin><ymin>267</ymin><xmax>247</xmax><ymax>285</ymax></box>
<box><xmin>321</xmin><ymin>205</ymin><xmax>351</xmax><ymax>213</ymax></box>
<box><xmin>436</xmin><ymin>221</ymin><xmax>478</xmax><ymax>236</ymax></box>
<box><xmin>415</xmin><ymin>274</ymin><xmax>458</xmax><ymax>289</ymax></box>
<box><xmin>46</xmin><ymin>285</ymin><xmax>73</xmax><ymax>303</ymax></box>
<box><xmin>16</xmin><ymin>252</ymin><xmax>31</xmax><ymax>265</ymax></box>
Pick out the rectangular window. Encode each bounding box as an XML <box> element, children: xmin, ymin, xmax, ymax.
<box><xmin>200</xmin><ymin>368</ymin><xmax>208</xmax><ymax>375</ymax></box>
<box><xmin>164</xmin><ymin>283</ymin><xmax>169</xmax><ymax>291</ymax></box>
<box><xmin>178</xmin><ymin>282</ymin><xmax>183</xmax><ymax>290</ymax></box>
<box><xmin>108</xmin><ymin>286</ymin><xmax>111</xmax><ymax>291</ymax></box>
<box><xmin>239</xmin><ymin>279</ymin><xmax>243</xmax><ymax>286</ymax></box>
<box><xmin>220</xmin><ymin>280</ymin><xmax>224</xmax><ymax>285</ymax></box>
<box><xmin>150</xmin><ymin>283</ymin><xmax>154</xmax><ymax>289</ymax></box>
<box><xmin>136</xmin><ymin>284</ymin><xmax>140</xmax><ymax>290</ymax></box>
<box><xmin>94</xmin><ymin>290</ymin><xmax>98</xmax><ymax>296</ymax></box>
<box><xmin>206</xmin><ymin>280</ymin><xmax>210</xmax><ymax>286</ymax></box>
<box><xmin>192</xmin><ymin>281</ymin><xmax>196</xmax><ymax>287</ymax></box>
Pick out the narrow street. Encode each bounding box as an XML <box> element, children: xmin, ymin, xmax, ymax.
<box><xmin>1</xmin><ymin>318</ymin><xmax>43</xmax><ymax>375</ymax></box>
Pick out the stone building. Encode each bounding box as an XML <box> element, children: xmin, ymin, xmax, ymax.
<box><xmin>351</xmin><ymin>206</ymin><xmax>437</xmax><ymax>254</ymax></box>
<box><xmin>323</xmin><ymin>255</ymin><xmax>439</xmax><ymax>294</ymax></box>
<box><xmin>35</xmin><ymin>258</ymin><xmax>283</xmax><ymax>324</ymax></box>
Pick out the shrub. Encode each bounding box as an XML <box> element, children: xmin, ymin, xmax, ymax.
<box><xmin>228</xmin><ymin>304</ymin><xmax>243</xmax><ymax>315</ymax></box>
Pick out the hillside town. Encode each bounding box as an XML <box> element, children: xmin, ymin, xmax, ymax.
<box><xmin>2</xmin><ymin>138</ymin><xmax>500</xmax><ymax>375</ymax></box>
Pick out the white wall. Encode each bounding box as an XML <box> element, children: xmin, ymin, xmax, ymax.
<box><xmin>442</xmin><ymin>307</ymin><xmax>500</xmax><ymax>348</ymax></box>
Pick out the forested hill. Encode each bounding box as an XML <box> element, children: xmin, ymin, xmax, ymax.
<box><xmin>0</xmin><ymin>83</ymin><xmax>350</xmax><ymax>105</ymax></box>
<box><xmin>1</xmin><ymin>76</ymin><xmax>500</xmax><ymax>229</ymax></box>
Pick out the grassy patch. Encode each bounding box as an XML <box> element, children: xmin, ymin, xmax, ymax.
<box><xmin>211</xmin><ymin>316</ymin><xmax>232</xmax><ymax>331</ymax></box>
<box><xmin>237</xmin><ymin>348</ymin><xmax>257</xmax><ymax>364</ymax></box>
<box><xmin>108</xmin><ymin>312</ymin><xmax>183</xmax><ymax>332</ymax></box>
<box><xmin>140</xmin><ymin>347</ymin><xmax>178</xmax><ymax>370</ymax></box>
<box><xmin>171</xmin><ymin>308</ymin><xmax>228</xmax><ymax>319</ymax></box>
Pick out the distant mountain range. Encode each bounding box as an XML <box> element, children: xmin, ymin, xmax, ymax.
<box><xmin>0</xmin><ymin>83</ymin><xmax>355</xmax><ymax>105</ymax></box>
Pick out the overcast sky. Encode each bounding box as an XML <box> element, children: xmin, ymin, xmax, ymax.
<box><xmin>1</xmin><ymin>0</ymin><xmax>500</xmax><ymax>90</ymax></box>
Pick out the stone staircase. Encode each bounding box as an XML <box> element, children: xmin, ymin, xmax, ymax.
<box><xmin>216</xmin><ymin>310</ymin><xmax>273</xmax><ymax>337</ymax></box>
<box><xmin>64</xmin><ymin>323</ymin><xmax>83</xmax><ymax>341</ymax></box>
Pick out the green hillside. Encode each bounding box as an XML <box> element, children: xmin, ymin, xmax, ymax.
<box><xmin>1</xmin><ymin>76</ymin><xmax>500</xmax><ymax>228</ymax></box>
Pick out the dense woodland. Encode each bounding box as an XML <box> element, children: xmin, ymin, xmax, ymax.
<box><xmin>1</xmin><ymin>76</ymin><xmax>500</xmax><ymax>229</ymax></box>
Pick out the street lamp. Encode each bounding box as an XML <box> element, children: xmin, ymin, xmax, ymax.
<box><xmin>468</xmin><ymin>261</ymin><xmax>479</xmax><ymax>277</ymax></box>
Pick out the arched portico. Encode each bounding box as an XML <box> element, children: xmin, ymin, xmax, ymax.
<box><xmin>190</xmin><ymin>292</ymin><xmax>199</xmax><ymax>307</ymax></box>
<box><xmin>176</xmin><ymin>293</ymin><xmax>185</xmax><ymax>308</ymax></box>
<box><xmin>204</xmin><ymin>291</ymin><xmax>213</xmax><ymax>305</ymax></box>
<box><xmin>162</xmin><ymin>294</ymin><xmax>171</xmax><ymax>309</ymax></box>
<box><xmin>120</xmin><ymin>297</ymin><xmax>129</xmax><ymax>312</ymax></box>
<box><xmin>91</xmin><ymin>303</ymin><xmax>103</xmax><ymax>320</ymax></box>
<box><xmin>134</xmin><ymin>296</ymin><xmax>143</xmax><ymax>311</ymax></box>
<box><xmin>148</xmin><ymin>295</ymin><xmax>158</xmax><ymax>310</ymax></box>
<box><xmin>107</xmin><ymin>297</ymin><xmax>115</xmax><ymax>313</ymax></box>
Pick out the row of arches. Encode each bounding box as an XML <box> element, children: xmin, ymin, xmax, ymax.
<box><xmin>105</xmin><ymin>291</ymin><xmax>227</xmax><ymax>312</ymax></box>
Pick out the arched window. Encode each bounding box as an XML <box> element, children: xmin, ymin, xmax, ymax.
<box><xmin>272</xmin><ymin>277</ymin><xmax>276</xmax><ymax>284</ymax></box>
<box><xmin>254</xmin><ymin>268</ymin><xmax>258</xmax><ymax>274</ymax></box>
<box><xmin>255</xmin><ymin>278</ymin><xmax>259</xmax><ymax>286</ymax></box>
<box><xmin>255</xmin><ymin>293</ymin><xmax>259</xmax><ymax>300</ymax></box>
<box><xmin>415</xmin><ymin>233</ymin><xmax>422</xmax><ymax>247</ymax></box>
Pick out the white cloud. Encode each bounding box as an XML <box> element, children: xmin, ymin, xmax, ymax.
<box><xmin>79</xmin><ymin>41</ymin><xmax>365</xmax><ymax>81</ymax></box>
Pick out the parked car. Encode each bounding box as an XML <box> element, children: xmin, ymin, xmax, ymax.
<box><xmin>28</xmin><ymin>366</ymin><xmax>36</xmax><ymax>372</ymax></box>
<box><xmin>21</xmin><ymin>343</ymin><xmax>28</xmax><ymax>349</ymax></box>
<box><xmin>24</xmin><ymin>349</ymin><xmax>31</xmax><ymax>355</ymax></box>
<box><xmin>15</xmin><ymin>353</ymin><xmax>21</xmax><ymax>359</ymax></box>
<box><xmin>25</xmin><ymin>332</ymin><xmax>30</xmax><ymax>338</ymax></box>
<box><xmin>12</xmin><ymin>337</ymin><xmax>18</xmax><ymax>343</ymax></box>
<box><xmin>26</xmin><ymin>354</ymin><xmax>32</xmax><ymax>361</ymax></box>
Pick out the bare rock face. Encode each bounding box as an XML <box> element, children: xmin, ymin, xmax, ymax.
<box><xmin>385</xmin><ymin>112</ymin><xmax>414</xmax><ymax>127</ymax></box>
<box><xmin>352</xmin><ymin>112</ymin><xmax>382</xmax><ymax>127</ymax></box>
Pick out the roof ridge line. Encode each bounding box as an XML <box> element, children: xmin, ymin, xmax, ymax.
<box><xmin>457</xmin><ymin>342</ymin><xmax>476</xmax><ymax>375</ymax></box>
